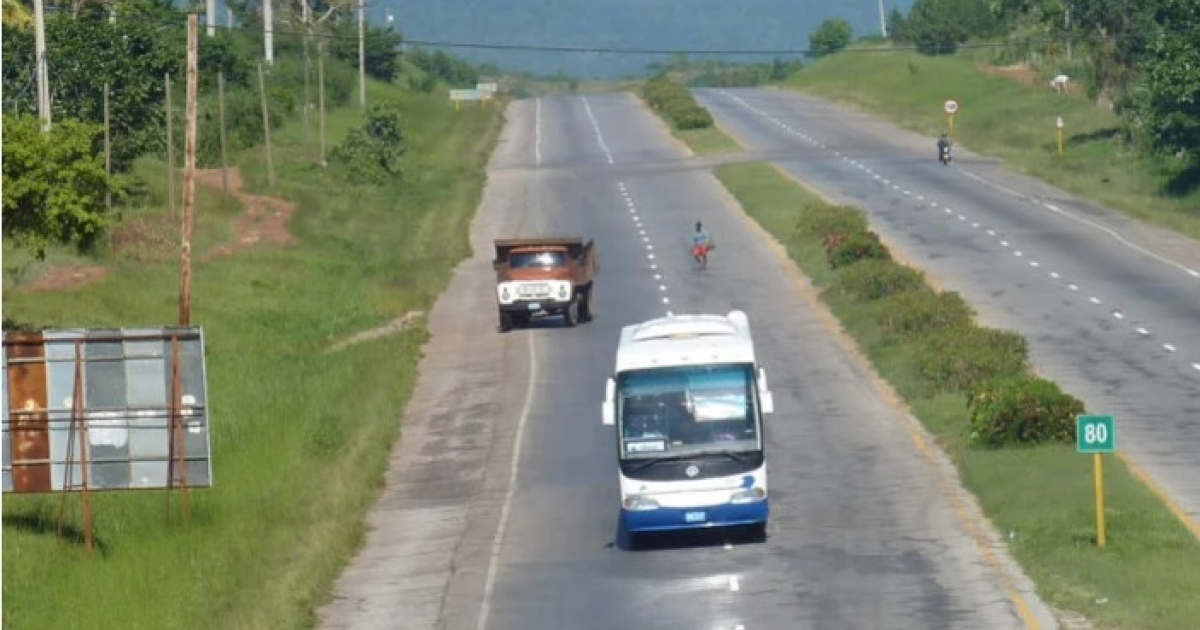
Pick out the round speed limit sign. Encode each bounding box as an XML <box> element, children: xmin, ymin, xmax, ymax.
<box><xmin>944</xmin><ymin>99</ymin><xmax>959</xmax><ymax>114</ymax></box>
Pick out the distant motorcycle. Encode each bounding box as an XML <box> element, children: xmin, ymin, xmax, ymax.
<box><xmin>937</xmin><ymin>138</ymin><xmax>952</xmax><ymax>165</ymax></box>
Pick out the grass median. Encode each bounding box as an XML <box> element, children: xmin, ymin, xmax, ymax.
<box><xmin>777</xmin><ymin>51</ymin><xmax>1200</xmax><ymax>241</ymax></box>
<box><xmin>1</xmin><ymin>78</ymin><xmax>505</xmax><ymax>629</ymax></box>
<box><xmin>714</xmin><ymin>160</ymin><xmax>1200</xmax><ymax>630</ymax></box>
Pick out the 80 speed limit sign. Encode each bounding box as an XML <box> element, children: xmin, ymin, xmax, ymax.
<box><xmin>944</xmin><ymin>99</ymin><xmax>959</xmax><ymax>114</ymax></box>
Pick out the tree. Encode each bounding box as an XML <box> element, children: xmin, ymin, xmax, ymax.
<box><xmin>2</xmin><ymin>114</ymin><xmax>127</xmax><ymax>260</ymax></box>
<box><xmin>1128</xmin><ymin>0</ymin><xmax>1200</xmax><ymax>159</ymax></box>
<box><xmin>809</xmin><ymin>18</ymin><xmax>854</xmax><ymax>57</ymax></box>
<box><xmin>331</xmin><ymin>21</ymin><xmax>403</xmax><ymax>81</ymax></box>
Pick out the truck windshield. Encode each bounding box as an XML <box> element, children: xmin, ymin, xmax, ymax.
<box><xmin>509</xmin><ymin>251</ymin><xmax>567</xmax><ymax>268</ymax></box>
<box><xmin>617</xmin><ymin>364</ymin><xmax>760</xmax><ymax>459</ymax></box>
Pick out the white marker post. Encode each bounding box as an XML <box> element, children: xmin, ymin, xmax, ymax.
<box><xmin>1056</xmin><ymin>116</ymin><xmax>1065</xmax><ymax>156</ymax></box>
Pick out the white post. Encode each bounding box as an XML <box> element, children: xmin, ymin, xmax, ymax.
<box><xmin>207</xmin><ymin>0</ymin><xmax>216</xmax><ymax>36</ymax></box>
<box><xmin>34</xmin><ymin>0</ymin><xmax>51</xmax><ymax>131</ymax></box>
<box><xmin>878</xmin><ymin>0</ymin><xmax>888</xmax><ymax>38</ymax></box>
<box><xmin>358</xmin><ymin>0</ymin><xmax>366</xmax><ymax>108</ymax></box>
<box><xmin>263</xmin><ymin>0</ymin><xmax>274</xmax><ymax>65</ymax></box>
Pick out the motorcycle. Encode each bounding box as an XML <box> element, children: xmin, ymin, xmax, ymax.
<box><xmin>938</xmin><ymin>142</ymin><xmax>952</xmax><ymax>165</ymax></box>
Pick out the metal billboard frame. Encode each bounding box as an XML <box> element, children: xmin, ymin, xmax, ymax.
<box><xmin>3</xmin><ymin>327</ymin><xmax>213</xmax><ymax>552</ymax></box>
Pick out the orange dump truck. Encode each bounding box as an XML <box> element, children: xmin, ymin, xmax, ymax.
<box><xmin>492</xmin><ymin>237</ymin><xmax>599</xmax><ymax>332</ymax></box>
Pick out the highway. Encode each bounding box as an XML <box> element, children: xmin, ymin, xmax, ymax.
<box><xmin>318</xmin><ymin>93</ymin><xmax>1058</xmax><ymax>630</ymax></box>
<box><xmin>695</xmin><ymin>87</ymin><xmax>1200</xmax><ymax>529</ymax></box>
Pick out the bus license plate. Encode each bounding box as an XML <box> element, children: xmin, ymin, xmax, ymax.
<box><xmin>527</xmin><ymin>303</ymin><xmax>541</xmax><ymax>311</ymax></box>
<box><xmin>684</xmin><ymin>511</ymin><xmax>706</xmax><ymax>523</ymax></box>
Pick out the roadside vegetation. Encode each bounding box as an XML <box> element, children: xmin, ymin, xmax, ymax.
<box><xmin>639</xmin><ymin>74</ymin><xmax>741</xmax><ymax>156</ymax></box>
<box><xmin>782</xmin><ymin>1</ymin><xmax>1200</xmax><ymax>240</ymax></box>
<box><xmin>2</xmin><ymin>2</ymin><xmax>503</xmax><ymax>628</ymax></box>
<box><xmin>715</xmin><ymin>161</ymin><xmax>1200</xmax><ymax>630</ymax></box>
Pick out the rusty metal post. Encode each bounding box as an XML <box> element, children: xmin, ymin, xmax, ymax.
<box><xmin>165</xmin><ymin>335</ymin><xmax>190</xmax><ymax>523</ymax></box>
<box><xmin>180</xmin><ymin>14</ymin><xmax>198</xmax><ymax>328</ymax></box>
<box><xmin>76</xmin><ymin>342</ymin><xmax>93</xmax><ymax>554</ymax></box>
<box><xmin>57</xmin><ymin>340</ymin><xmax>93</xmax><ymax>554</ymax></box>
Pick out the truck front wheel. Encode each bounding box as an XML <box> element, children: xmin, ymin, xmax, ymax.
<box><xmin>563</xmin><ymin>297</ymin><xmax>579</xmax><ymax>327</ymax></box>
<box><xmin>498</xmin><ymin>311</ymin><xmax>514</xmax><ymax>332</ymax></box>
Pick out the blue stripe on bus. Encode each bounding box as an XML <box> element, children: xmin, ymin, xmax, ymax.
<box><xmin>622</xmin><ymin>500</ymin><xmax>768</xmax><ymax>533</ymax></box>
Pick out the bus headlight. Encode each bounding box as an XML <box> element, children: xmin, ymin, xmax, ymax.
<box><xmin>729</xmin><ymin>487</ymin><xmax>766</xmax><ymax>504</ymax></box>
<box><xmin>622</xmin><ymin>494</ymin><xmax>660</xmax><ymax>511</ymax></box>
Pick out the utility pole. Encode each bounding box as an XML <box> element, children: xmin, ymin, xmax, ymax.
<box><xmin>878</xmin><ymin>0</ymin><xmax>888</xmax><ymax>38</ymax></box>
<box><xmin>34</xmin><ymin>0</ymin><xmax>51</xmax><ymax>131</ymax></box>
<box><xmin>264</xmin><ymin>0</ymin><xmax>274</xmax><ymax>65</ymax></box>
<box><xmin>181</xmin><ymin>14</ymin><xmax>199</xmax><ymax>327</ymax></box>
<box><xmin>358</xmin><ymin>0</ymin><xmax>366</xmax><ymax>108</ymax></box>
<box><xmin>207</xmin><ymin>0</ymin><xmax>216</xmax><ymax>36</ymax></box>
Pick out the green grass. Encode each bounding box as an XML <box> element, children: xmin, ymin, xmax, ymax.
<box><xmin>1</xmin><ymin>76</ymin><xmax>506</xmax><ymax>629</ymax></box>
<box><xmin>777</xmin><ymin>51</ymin><xmax>1200</xmax><ymax>240</ymax></box>
<box><xmin>675</xmin><ymin>124</ymin><xmax>743</xmax><ymax>156</ymax></box>
<box><xmin>714</xmin><ymin>161</ymin><xmax>1200</xmax><ymax>630</ymax></box>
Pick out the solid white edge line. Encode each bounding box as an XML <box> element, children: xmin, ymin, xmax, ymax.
<box><xmin>476</xmin><ymin>331</ymin><xmax>538</xmax><ymax>630</ymax></box>
<box><xmin>534</xmin><ymin>99</ymin><xmax>542</xmax><ymax>166</ymax></box>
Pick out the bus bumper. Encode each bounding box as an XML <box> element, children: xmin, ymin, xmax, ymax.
<box><xmin>621</xmin><ymin>499</ymin><xmax>769</xmax><ymax>534</ymax></box>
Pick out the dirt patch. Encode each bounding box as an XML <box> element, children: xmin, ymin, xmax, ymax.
<box><xmin>110</xmin><ymin>213</ymin><xmax>177</xmax><ymax>261</ymax></box>
<box><xmin>977</xmin><ymin>62</ymin><xmax>1086</xmax><ymax>96</ymax></box>
<box><xmin>26</xmin><ymin>265</ymin><xmax>110</xmax><ymax>292</ymax></box>
<box><xmin>326</xmin><ymin>311</ymin><xmax>426</xmax><ymax>353</ymax></box>
<box><xmin>197</xmin><ymin>167</ymin><xmax>298</xmax><ymax>262</ymax></box>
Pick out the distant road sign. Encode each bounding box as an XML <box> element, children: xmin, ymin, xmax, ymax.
<box><xmin>477</xmin><ymin>82</ymin><xmax>498</xmax><ymax>94</ymax></box>
<box><xmin>1056</xmin><ymin>116</ymin><xmax>1064</xmax><ymax>129</ymax></box>
<box><xmin>450</xmin><ymin>89</ymin><xmax>483</xmax><ymax>101</ymax></box>
<box><xmin>1077</xmin><ymin>414</ymin><xmax>1116</xmax><ymax>453</ymax></box>
<box><xmin>944</xmin><ymin>99</ymin><xmax>959</xmax><ymax>114</ymax></box>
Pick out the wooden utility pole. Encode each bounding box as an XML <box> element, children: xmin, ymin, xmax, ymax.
<box><xmin>180</xmin><ymin>14</ymin><xmax>199</xmax><ymax>328</ymax></box>
<box><xmin>302</xmin><ymin>1</ymin><xmax>313</xmax><ymax>150</ymax></box>
<box><xmin>166</xmin><ymin>72</ymin><xmax>176</xmax><ymax>218</ymax></box>
<box><xmin>318</xmin><ymin>39</ymin><xmax>327</xmax><ymax>166</ymax></box>
<box><xmin>258</xmin><ymin>63</ymin><xmax>275</xmax><ymax>186</ymax></box>
<box><xmin>104</xmin><ymin>82</ymin><xmax>112</xmax><ymax>210</ymax></box>
<box><xmin>218</xmin><ymin>71</ymin><xmax>229</xmax><ymax>197</ymax></box>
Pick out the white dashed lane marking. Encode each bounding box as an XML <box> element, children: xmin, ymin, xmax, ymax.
<box><xmin>619</xmin><ymin>181</ymin><xmax>670</xmax><ymax>315</ymax></box>
<box><xmin>720</xmin><ymin>91</ymin><xmax>1200</xmax><ymax>376</ymax></box>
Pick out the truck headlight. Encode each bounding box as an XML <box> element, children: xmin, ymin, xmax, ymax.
<box><xmin>497</xmin><ymin>284</ymin><xmax>513</xmax><ymax>304</ymax></box>
<box><xmin>622</xmin><ymin>494</ymin><xmax>660</xmax><ymax>511</ymax></box>
<box><xmin>729</xmin><ymin>487</ymin><xmax>766</xmax><ymax>504</ymax></box>
<box><xmin>556</xmin><ymin>282</ymin><xmax>570</xmax><ymax>301</ymax></box>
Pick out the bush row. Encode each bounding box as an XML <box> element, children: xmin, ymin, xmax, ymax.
<box><xmin>641</xmin><ymin>76</ymin><xmax>715</xmax><ymax>130</ymax></box>
<box><xmin>808</xmin><ymin>204</ymin><xmax>1085</xmax><ymax>447</ymax></box>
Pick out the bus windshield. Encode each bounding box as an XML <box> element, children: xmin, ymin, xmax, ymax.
<box><xmin>617</xmin><ymin>363</ymin><xmax>761</xmax><ymax>459</ymax></box>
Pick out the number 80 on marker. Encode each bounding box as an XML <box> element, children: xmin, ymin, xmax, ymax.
<box><xmin>1076</xmin><ymin>414</ymin><xmax>1116</xmax><ymax>454</ymax></box>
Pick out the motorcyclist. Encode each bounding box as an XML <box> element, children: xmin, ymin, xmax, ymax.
<box><xmin>937</xmin><ymin>132</ymin><xmax>952</xmax><ymax>162</ymax></box>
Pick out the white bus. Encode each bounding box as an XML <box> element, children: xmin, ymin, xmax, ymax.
<box><xmin>601</xmin><ymin>310</ymin><xmax>775</xmax><ymax>543</ymax></box>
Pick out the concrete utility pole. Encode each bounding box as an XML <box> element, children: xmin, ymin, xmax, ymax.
<box><xmin>358</xmin><ymin>0</ymin><xmax>366</xmax><ymax>108</ymax></box>
<box><xmin>264</xmin><ymin>0</ymin><xmax>274</xmax><ymax>64</ymax></box>
<box><xmin>207</xmin><ymin>0</ymin><xmax>216</xmax><ymax>36</ymax></box>
<box><xmin>878</xmin><ymin>0</ymin><xmax>888</xmax><ymax>38</ymax></box>
<box><xmin>34</xmin><ymin>0</ymin><xmax>51</xmax><ymax>131</ymax></box>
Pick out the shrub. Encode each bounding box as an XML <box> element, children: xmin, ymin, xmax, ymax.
<box><xmin>641</xmin><ymin>76</ymin><xmax>716</xmax><ymax>130</ymax></box>
<box><xmin>794</xmin><ymin>204</ymin><xmax>868</xmax><ymax>241</ymax></box>
<box><xmin>879</xmin><ymin>288</ymin><xmax>974</xmax><ymax>342</ymax></box>
<box><xmin>916</xmin><ymin>325</ymin><xmax>1029</xmax><ymax>394</ymax></box>
<box><xmin>329</xmin><ymin>102</ymin><xmax>407</xmax><ymax>185</ymax></box>
<box><xmin>835</xmin><ymin>259</ymin><xmax>925</xmax><ymax>301</ymax></box>
<box><xmin>967</xmin><ymin>375</ymin><xmax>1085</xmax><ymax>447</ymax></box>
<box><xmin>828</xmin><ymin>231</ymin><xmax>890</xmax><ymax>268</ymax></box>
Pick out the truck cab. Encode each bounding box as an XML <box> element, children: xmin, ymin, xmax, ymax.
<box><xmin>493</xmin><ymin>237</ymin><xmax>598</xmax><ymax>332</ymax></box>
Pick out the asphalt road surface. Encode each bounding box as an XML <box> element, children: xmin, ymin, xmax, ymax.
<box><xmin>317</xmin><ymin>93</ymin><xmax>1060</xmax><ymax>630</ymax></box>
<box><xmin>696</xmin><ymin>87</ymin><xmax>1200</xmax><ymax>531</ymax></box>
